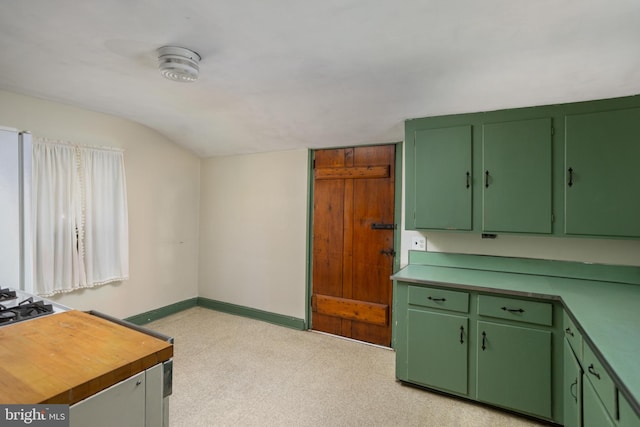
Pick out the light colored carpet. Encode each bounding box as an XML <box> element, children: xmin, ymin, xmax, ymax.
<box><xmin>147</xmin><ymin>307</ymin><xmax>548</xmax><ymax>427</ymax></box>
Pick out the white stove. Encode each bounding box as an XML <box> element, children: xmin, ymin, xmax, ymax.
<box><xmin>0</xmin><ymin>287</ymin><xmax>69</xmax><ymax>326</ymax></box>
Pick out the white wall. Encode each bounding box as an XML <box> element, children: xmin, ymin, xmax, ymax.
<box><xmin>198</xmin><ymin>150</ymin><xmax>308</xmax><ymax>319</ymax></box>
<box><xmin>0</xmin><ymin>90</ymin><xmax>200</xmax><ymax>318</ymax></box>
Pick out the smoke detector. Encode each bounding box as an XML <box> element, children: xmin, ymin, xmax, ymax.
<box><xmin>157</xmin><ymin>46</ymin><xmax>201</xmax><ymax>82</ymax></box>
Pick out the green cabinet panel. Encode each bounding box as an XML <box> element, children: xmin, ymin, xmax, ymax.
<box><xmin>563</xmin><ymin>339</ymin><xmax>582</xmax><ymax>427</ymax></box>
<box><xmin>565</xmin><ymin>107</ymin><xmax>640</xmax><ymax>237</ymax></box>
<box><xmin>584</xmin><ymin>343</ymin><xmax>617</xmax><ymax>420</ymax></box>
<box><xmin>619</xmin><ymin>392</ymin><xmax>640</xmax><ymax>427</ymax></box>
<box><xmin>407</xmin><ymin>309</ymin><xmax>468</xmax><ymax>395</ymax></box>
<box><xmin>476</xmin><ymin>321</ymin><xmax>552</xmax><ymax>418</ymax></box>
<box><xmin>563</xmin><ymin>311</ymin><xmax>583</xmax><ymax>361</ymax></box>
<box><xmin>408</xmin><ymin>285</ymin><xmax>469</xmax><ymax>313</ymax></box>
<box><xmin>477</xmin><ymin>294</ymin><xmax>552</xmax><ymax>326</ymax></box>
<box><xmin>482</xmin><ymin>118</ymin><xmax>552</xmax><ymax>233</ymax></box>
<box><xmin>584</xmin><ymin>376</ymin><xmax>616</xmax><ymax>427</ymax></box>
<box><xmin>413</xmin><ymin>126</ymin><xmax>472</xmax><ymax>230</ymax></box>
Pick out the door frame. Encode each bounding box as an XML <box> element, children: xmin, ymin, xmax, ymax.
<box><xmin>304</xmin><ymin>142</ymin><xmax>403</xmax><ymax>348</ymax></box>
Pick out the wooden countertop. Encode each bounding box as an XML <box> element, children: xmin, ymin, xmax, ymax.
<box><xmin>392</xmin><ymin>253</ymin><xmax>640</xmax><ymax>418</ymax></box>
<box><xmin>0</xmin><ymin>310</ymin><xmax>173</xmax><ymax>405</ymax></box>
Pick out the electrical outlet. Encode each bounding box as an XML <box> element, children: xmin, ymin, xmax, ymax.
<box><xmin>411</xmin><ymin>236</ymin><xmax>426</xmax><ymax>251</ymax></box>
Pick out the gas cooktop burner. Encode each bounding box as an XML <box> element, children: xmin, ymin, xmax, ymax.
<box><xmin>0</xmin><ymin>296</ymin><xmax>54</xmax><ymax>325</ymax></box>
<box><xmin>0</xmin><ymin>288</ymin><xmax>18</xmax><ymax>302</ymax></box>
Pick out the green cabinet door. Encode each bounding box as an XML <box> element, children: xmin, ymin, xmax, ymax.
<box><xmin>583</xmin><ymin>376</ymin><xmax>616</xmax><ymax>427</ymax></box>
<box><xmin>565</xmin><ymin>107</ymin><xmax>640</xmax><ymax>237</ymax></box>
<box><xmin>413</xmin><ymin>126</ymin><xmax>472</xmax><ymax>230</ymax></box>
<box><xmin>476</xmin><ymin>321</ymin><xmax>552</xmax><ymax>418</ymax></box>
<box><xmin>482</xmin><ymin>118</ymin><xmax>552</xmax><ymax>233</ymax></box>
<box><xmin>618</xmin><ymin>392</ymin><xmax>640</xmax><ymax>427</ymax></box>
<box><xmin>407</xmin><ymin>309</ymin><xmax>469</xmax><ymax>395</ymax></box>
<box><xmin>563</xmin><ymin>339</ymin><xmax>582</xmax><ymax>427</ymax></box>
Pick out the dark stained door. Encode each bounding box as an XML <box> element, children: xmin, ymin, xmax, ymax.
<box><xmin>311</xmin><ymin>145</ymin><xmax>395</xmax><ymax>346</ymax></box>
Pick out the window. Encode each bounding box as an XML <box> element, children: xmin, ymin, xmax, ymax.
<box><xmin>32</xmin><ymin>140</ymin><xmax>129</xmax><ymax>296</ymax></box>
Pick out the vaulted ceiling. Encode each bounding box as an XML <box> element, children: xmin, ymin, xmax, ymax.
<box><xmin>1</xmin><ymin>0</ymin><xmax>639</xmax><ymax>157</ymax></box>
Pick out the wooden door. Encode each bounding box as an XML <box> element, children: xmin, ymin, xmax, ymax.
<box><xmin>311</xmin><ymin>145</ymin><xmax>395</xmax><ymax>346</ymax></box>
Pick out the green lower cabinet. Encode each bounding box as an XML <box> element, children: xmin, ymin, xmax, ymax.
<box><xmin>618</xmin><ymin>392</ymin><xmax>640</xmax><ymax>427</ymax></box>
<box><xmin>583</xmin><ymin>376</ymin><xmax>616</xmax><ymax>427</ymax></box>
<box><xmin>563</xmin><ymin>339</ymin><xmax>582</xmax><ymax>427</ymax></box>
<box><xmin>407</xmin><ymin>309</ymin><xmax>468</xmax><ymax>395</ymax></box>
<box><xmin>476</xmin><ymin>321</ymin><xmax>552</xmax><ymax>419</ymax></box>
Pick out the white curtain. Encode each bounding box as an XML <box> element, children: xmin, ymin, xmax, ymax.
<box><xmin>81</xmin><ymin>147</ymin><xmax>129</xmax><ymax>287</ymax></box>
<box><xmin>32</xmin><ymin>141</ymin><xmax>129</xmax><ymax>296</ymax></box>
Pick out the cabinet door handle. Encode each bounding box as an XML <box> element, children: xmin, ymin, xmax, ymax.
<box><xmin>481</xmin><ymin>331</ymin><xmax>487</xmax><ymax>351</ymax></box>
<box><xmin>501</xmin><ymin>306</ymin><xmax>525</xmax><ymax>313</ymax></box>
<box><xmin>427</xmin><ymin>296</ymin><xmax>446</xmax><ymax>302</ymax></box>
<box><xmin>570</xmin><ymin>379</ymin><xmax>578</xmax><ymax>402</ymax></box>
<box><xmin>460</xmin><ymin>325</ymin><xmax>464</xmax><ymax>344</ymax></box>
<box><xmin>568</xmin><ymin>167</ymin><xmax>574</xmax><ymax>187</ymax></box>
<box><xmin>588</xmin><ymin>364</ymin><xmax>601</xmax><ymax>380</ymax></box>
<box><xmin>565</xmin><ymin>327</ymin><xmax>574</xmax><ymax>337</ymax></box>
<box><xmin>466</xmin><ymin>171</ymin><xmax>470</xmax><ymax>189</ymax></box>
<box><xmin>484</xmin><ymin>170</ymin><xmax>490</xmax><ymax>188</ymax></box>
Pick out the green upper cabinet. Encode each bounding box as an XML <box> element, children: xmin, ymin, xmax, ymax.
<box><xmin>482</xmin><ymin>118</ymin><xmax>553</xmax><ymax>233</ymax></box>
<box><xmin>565</xmin><ymin>107</ymin><xmax>640</xmax><ymax>238</ymax></box>
<box><xmin>413</xmin><ymin>126</ymin><xmax>472</xmax><ymax>230</ymax></box>
<box><xmin>405</xmin><ymin>94</ymin><xmax>640</xmax><ymax>238</ymax></box>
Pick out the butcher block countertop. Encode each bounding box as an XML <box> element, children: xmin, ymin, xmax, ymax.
<box><xmin>0</xmin><ymin>310</ymin><xmax>173</xmax><ymax>405</ymax></box>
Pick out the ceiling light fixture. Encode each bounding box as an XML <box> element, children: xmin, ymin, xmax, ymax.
<box><xmin>157</xmin><ymin>46</ymin><xmax>201</xmax><ymax>82</ymax></box>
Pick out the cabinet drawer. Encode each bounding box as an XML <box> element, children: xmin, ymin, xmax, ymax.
<box><xmin>583</xmin><ymin>343</ymin><xmax>617</xmax><ymax>421</ymax></box>
<box><xmin>563</xmin><ymin>311</ymin><xmax>583</xmax><ymax>361</ymax></box>
<box><xmin>477</xmin><ymin>295</ymin><xmax>552</xmax><ymax>326</ymax></box>
<box><xmin>408</xmin><ymin>286</ymin><xmax>469</xmax><ymax>313</ymax></box>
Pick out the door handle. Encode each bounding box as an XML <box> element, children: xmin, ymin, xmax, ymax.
<box><xmin>501</xmin><ymin>306</ymin><xmax>525</xmax><ymax>313</ymax></box>
<box><xmin>588</xmin><ymin>364</ymin><xmax>601</xmax><ymax>380</ymax></box>
<box><xmin>568</xmin><ymin>167</ymin><xmax>574</xmax><ymax>187</ymax></box>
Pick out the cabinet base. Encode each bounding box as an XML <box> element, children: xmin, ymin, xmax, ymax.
<box><xmin>397</xmin><ymin>379</ymin><xmax>560</xmax><ymax>426</ymax></box>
